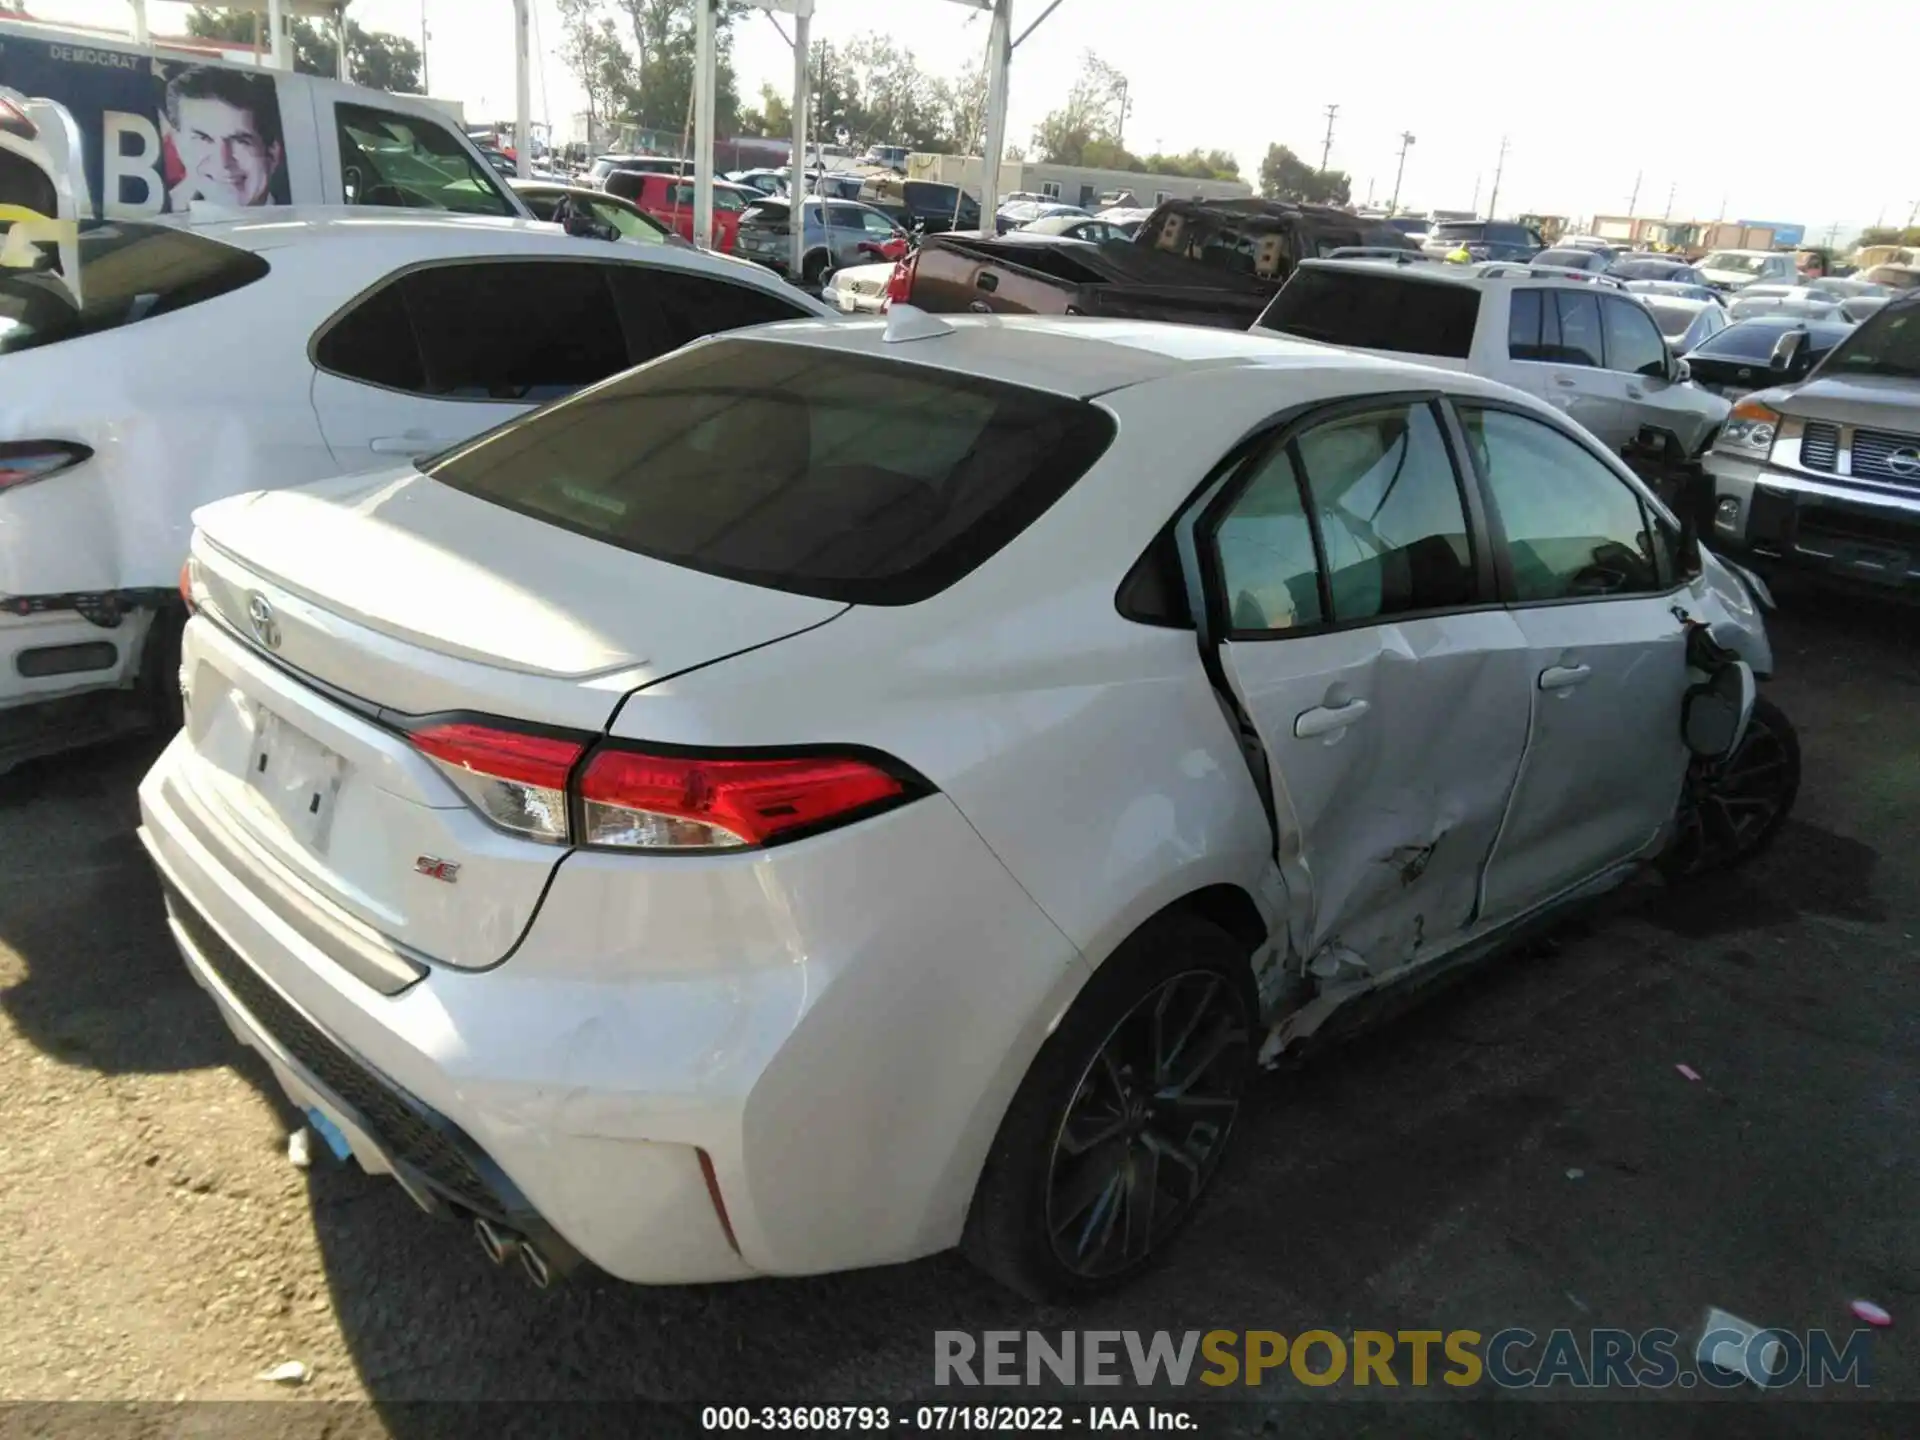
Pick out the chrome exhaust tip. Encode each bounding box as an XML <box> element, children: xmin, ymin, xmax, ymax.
<box><xmin>473</xmin><ymin>1216</ymin><xmax>520</xmax><ymax>1267</ymax></box>
<box><xmin>518</xmin><ymin>1242</ymin><xmax>553</xmax><ymax>1290</ymax></box>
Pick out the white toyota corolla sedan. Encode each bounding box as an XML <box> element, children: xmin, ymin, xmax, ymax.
<box><xmin>140</xmin><ymin>311</ymin><xmax>1797</xmax><ymax>1300</ymax></box>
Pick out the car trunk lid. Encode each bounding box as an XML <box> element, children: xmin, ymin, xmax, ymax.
<box><xmin>174</xmin><ymin>468</ymin><xmax>845</xmax><ymax>969</ymax></box>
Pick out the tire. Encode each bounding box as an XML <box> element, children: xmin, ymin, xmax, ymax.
<box><xmin>801</xmin><ymin>251</ymin><xmax>831</xmax><ymax>288</ymax></box>
<box><xmin>1658</xmin><ymin>694</ymin><xmax>1800</xmax><ymax>881</ymax></box>
<box><xmin>962</xmin><ymin>913</ymin><xmax>1257</xmax><ymax>1302</ymax></box>
<box><xmin>135</xmin><ymin>601</ymin><xmax>187</xmax><ymax>732</ymax></box>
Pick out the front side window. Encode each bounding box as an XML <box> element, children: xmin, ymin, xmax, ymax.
<box><xmin>860</xmin><ymin>209</ymin><xmax>898</xmax><ymax>237</ymax></box>
<box><xmin>1601</xmin><ymin>297</ymin><xmax>1668</xmax><ymax>376</ymax></box>
<box><xmin>1459</xmin><ymin>406</ymin><xmax>1666</xmax><ymax>602</ymax></box>
<box><xmin>1553</xmin><ymin>290</ymin><xmax>1603</xmax><ymax>366</ymax></box>
<box><xmin>337</xmin><ymin>104</ymin><xmax>516</xmax><ymax>216</ymax></box>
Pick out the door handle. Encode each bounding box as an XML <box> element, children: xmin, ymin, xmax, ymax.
<box><xmin>1294</xmin><ymin>698</ymin><xmax>1370</xmax><ymax>738</ymax></box>
<box><xmin>976</xmin><ymin>272</ymin><xmax>998</xmax><ymax>291</ymax></box>
<box><xmin>369</xmin><ymin>434</ymin><xmax>455</xmax><ymax>456</ymax></box>
<box><xmin>968</xmin><ymin>300</ymin><xmax>993</xmax><ymax>313</ymax></box>
<box><xmin>1553</xmin><ymin>376</ymin><xmax>1578</xmax><ymax>388</ymax></box>
<box><xmin>1539</xmin><ymin>663</ymin><xmax>1593</xmax><ymax>691</ymax></box>
<box><xmin>1626</xmin><ymin>386</ymin><xmax>1645</xmax><ymax>399</ymax></box>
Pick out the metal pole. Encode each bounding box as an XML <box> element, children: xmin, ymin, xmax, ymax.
<box><xmin>1485</xmin><ymin>136</ymin><xmax>1507</xmax><ymax>220</ymax></box>
<box><xmin>513</xmin><ymin>0</ymin><xmax>531</xmax><ymax>178</ymax></box>
<box><xmin>337</xmin><ymin>4</ymin><xmax>350</xmax><ymax>82</ymax></box>
<box><xmin>790</xmin><ymin>6</ymin><xmax>809</xmax><ymax>279</ymax></box>
<box><xmin>1663</xmin><ymin>181</ymin><xmax>1675</xmax><ymax>222</ymax></box>
<box><xmin>267</xmin><ymin>0</ymin><xmax>287</xmax><ymax>69</ymax></box>
<box><xmin>694</xmin><ymin>0</ymin><xmax>716</xmax><ymax>248</ymax></box>
<box><xmin>1627</xmin><ymin>170</ymin><xmax>1640</xmax><ymax>217</ymax></box>
<box><xmin>1389</xmin><ymin>130</ymin><xmax>1414</xmax><ymax>215</ymax></box>
<box><xmin>1319</xmin><ymin>104</ymin><xmax>1339</xmax><ymax>174</ymax></box>
<box><xmin>420</xmin><ymin>1</ymin><xmax>430</xmax><ymax>93</ymax></box>
<box><xmin>979</xmin><ymin>0</ymin><xmax>1012</xmax><ymax>233</ymax></box>
<box><xmin>129</xmin><ymin>0</ymin><xmax>149</xmax><ymax>45</ymax></box>
<box><xmin>1114</xmin><ymin>77</ymin><xmax>1128</xmax><ymax>151</ymax></box>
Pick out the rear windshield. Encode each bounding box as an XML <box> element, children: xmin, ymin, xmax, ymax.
<box><xmin>1430</xmin><ymin>223</ymin><xmax>1486</xmax><ymax>242</ymax></box>
<box><xmin>1693</xmin><ymin>321</ymin><xmax>1840</xmax><ymax>361</ymax></box>
<box><xmin>906</xmin><ymin>182</ymin><xmax>970</xmax><ymax>212</ymax></box>
<box><xmin>423</xmin><ymin>338</ymin><xmax>1117</xmax><ymax>605</ymax></box>
<box><xmin>1258</xmin><ymin>266</ymin><xmax>1478</xmax><ymax>358</ymax></box>
<box><xmin>0</xmin><ymin>222</ymin><xmax>268</xmax><ymax>359</ymax></box>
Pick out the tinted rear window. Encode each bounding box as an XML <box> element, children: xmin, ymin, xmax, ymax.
<box><xmin>0</xmin><ymin>222</ymin><xmax>268</xmax><ymax>359</ymax></box>
<box><xmin>1693</xmin><ymin>321</ymin><xmax>1815</xmax><ymax>361</ymax></box>
<box><xmin>423</xmin><ymin>339</ymin><xmax>1117</xmax><ymax>605</ymax></box>
<box><xmin>1258</xmin><ymin>267</ymin><xmax>1479</xmax><ymax>359</ymax></box>
<box><xmin>1430</xmin><ymin>223</ymin><xmax>1485</xmax><ymax>241</ymax></box>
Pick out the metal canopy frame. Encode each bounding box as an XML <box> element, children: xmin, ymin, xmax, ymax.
<box><xmin>130</xmin><ymin>0</ymin><xmax>353</xmax><ymax>80</ymax></box>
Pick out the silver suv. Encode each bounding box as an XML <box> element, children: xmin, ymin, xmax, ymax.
<box><xmin>1705</xmin><ymin>292</ymin><xmax>1920</xmax><ymax>591</ymax></box>
<box><xmin>1255</xmin><ymin>260</ymin><xmax>1732</xmax><ymax>463</ymax></box>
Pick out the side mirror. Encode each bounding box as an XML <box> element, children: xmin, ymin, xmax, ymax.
<box><xmin>1683</xmin><ymin>657</ymin><xmax>1757</xmax><ymax>761</ymax></box>
<box><xmin>1769</xmin><ymin>328</ymin><xmax>1806</xmax><ymax>373</ymax></box>
<box><xmin>563</xmin><ymin>210</ymin><xmax>616</xmax><ymax>242</ymax></box>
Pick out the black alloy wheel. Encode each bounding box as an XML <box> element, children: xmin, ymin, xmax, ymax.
<box><xmin>1661</xmin><ymin>694</ymin><xmax>1800</xmax><ymax>879</ymax></box>
<box><xmin>1044</xmin><ymin>970</ymin><xmax>1251</xmax><ymax>1280</ymax></box>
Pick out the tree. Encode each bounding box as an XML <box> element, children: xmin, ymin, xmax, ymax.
<box><xmin>736</xmin><ymin>83</ymin><xmax>793</xmax><ymax>139</ymax></box>
<box><xmin>1856</xmin><ymin>226</ymin><xmax>1920</xmax><ymax>249</ymax></box>
<box><xmin>1258</xmin><ymin>142</ymin><xmax>1348</xmax><ymax>204</ymax></box>
<box><xmin>556</xmin><ymin>0</ymin><xmax>632</xmax><ymax>150</ymax></box>
<box><xmin>1031</xmin><ymin>50</ymin><xmax>1127</xmax><ymax>165</ymax></box>
<box><xmin>611</xmin><ymin>0</ymin><xmax>741</xmax><ymax>135</ymax></box>
<box><xmin>185</xmin><ymin>8</ymin><xmax>422</xmax><ymax>93</ymax></box>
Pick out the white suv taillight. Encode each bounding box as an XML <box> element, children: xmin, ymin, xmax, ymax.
<box><xmin>408</xmin><ymin>719</ymin><xmax>925</xmax><ymax>852</ymax></box>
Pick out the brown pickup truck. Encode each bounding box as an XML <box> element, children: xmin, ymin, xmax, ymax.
<box><xmin>899</xmin><ymin>232</ymin><xmax>1272</xmax><ymax>329</ymax></box>
<box><xmin>899</xmin><ymin>198</ymin><xmax>1418</xmax><ymax>328</ymax></box>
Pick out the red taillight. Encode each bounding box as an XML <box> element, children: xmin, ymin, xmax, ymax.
<box><xmin>410</xmin><ymin>722</ymin><xmax>586</xmax><ymax>843</ymax></box>
<box><xmin>0</xmin><ymin>98</ymin><xmax>35</xmax><ymax>140</ymax></box>
<box><xmin>578</xmin><ymin>747</ymin><xmax>910</xmax><ymax>851</ymax></box>
<box><xmin>885</xmin><ymin>251</ymin><xmax>917</xmax><ymax>306</ymax></box>
<box><xmin>0</xmin><ymin>441</ymin><xmax>92</xmax><ymax>493</ymax></box>
<box><xmin>409</xmin><ymin>720</ymin><xmax>922</xmax><ymax>851</ymax></box>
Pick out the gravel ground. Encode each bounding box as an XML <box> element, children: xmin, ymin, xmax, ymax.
<box><xmin>0</xmin><ymin>587</ymin><xmax>1914</xmax><ymax>1435</ymax></box>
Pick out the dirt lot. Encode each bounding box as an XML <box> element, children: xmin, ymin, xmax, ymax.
<box><xmin>0</xmin><ymin>586</ymin><xmax>1914</xmax><ymax>1434</ymax></box>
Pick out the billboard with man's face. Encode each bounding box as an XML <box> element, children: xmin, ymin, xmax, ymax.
<box><xmin>0</xmin><ymin>32</ymin><xmax>289</xmax><ymax>217</ymax></box>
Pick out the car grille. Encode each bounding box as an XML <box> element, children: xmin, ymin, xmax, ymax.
<box><xmin>1849</xmin><ymin>427</ymin><xmax>1920</xmax><ymax>488</ymax></box>
<box><xmin>1799</xmin><ymin>421</ymin><xmax>1840</xmax><ymax>471</ymax></box>
<box><xmin>1798</xmin><ymin>505</ymin><xmax>1920</xmax><ymax>550</ymax></box>
<box><xmin>162</xmin><ymin>881</ymin><xmax>502</xmax><ymax>1216</ymax></box>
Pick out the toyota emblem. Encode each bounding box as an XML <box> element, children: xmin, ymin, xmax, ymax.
<box><xmin>245</xmin><ymin>592</ymin><xmax>281</xmax><ymax>651</ymax></box>
<box><xmin>1886</xmin><ymin>447</ymin><xmax>1920</xmax><ymax>480</ymax></box>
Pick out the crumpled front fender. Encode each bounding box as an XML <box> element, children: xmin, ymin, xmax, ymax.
<box><xmin>1693</xmin><ymin>547</ymin><xmax>1775</xmax><ymax>678</ymax></box>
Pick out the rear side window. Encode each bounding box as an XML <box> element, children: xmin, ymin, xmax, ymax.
<box><xmin>0</xmin><ymin>222</ymin><xmax>268</xmax><ymax>359</ymax></box>
<box><xmin>610</xmin><ymin>268</ymin><xmax>812</xmax><ymax>365</ymax></box>
<box><xmin>1259</xmin><ymin>268</ymin><xmax>1479</xmax><ymax>359</ymax></box>
<box><xmin>318</xmin><ymin>261</ymin><xmax>626</xmax><ymax>400</ymax></box>
<box><xmin>423</xmin><ymin>339</ymin><xmax>1117</xmax><ymax>605</ymax></box>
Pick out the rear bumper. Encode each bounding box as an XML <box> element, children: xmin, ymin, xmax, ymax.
<box><xmin>0</xmin><ymin>606</ymin><xmax>163</xmax><ymax>772</ymax></box>
<box><xmin>139</xmin><ymin>731</ymin><xmax>1085</xmax><ymax>1284</ymax></box>
<box><xmin>1706</xmin><ymin>455</ymin><xmax>1920</xmax><ymax>589</ymax></box>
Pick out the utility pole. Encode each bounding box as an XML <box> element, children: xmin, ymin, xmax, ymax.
<box><xmin>1471</xmin><ymin>173</ymin><xmax>1481</xmax><ymax>214</ymax></box>
<box><xmin>420</xmin><ymin>1</ymin><xmax>430</xmax><ymax>95</ymax></box>
<box><xmin>1626</xmin><ymin>170</ymin><xmax>1641</xmax><ymax>217</ymax></box>
<box><xmin>1484</xmin><ymin>135</ymin><xmax>1507</xmax><ymax>220</ymax></box>
<box><xmin>1389</xmin><ymin>130</ymin><xmax>1415</xmax><ymax>215</ymax></box>
<box><xmin>1662</xmin><ymin>180</ymin><xmax>1676</xmax><ymax>221</ymax></box>
<box><xmin>1824</xmin><ymin>221</ymin><xmax>1840</xmax><ymax>248</ymax></box>
<box><xmin>1906</xmin><ymin>198</ymin><xmax>1919</xmax><ymax>231</ymax></box>
<box><xmin>1114</xmin><ymin>77</ymin><xmax>1130</xmax><ymax>152</ymax></box>
<box><xmin>1319</xmin><ymin>104</ymin><xmax>1339</xmax><ymax>174</ymax></box>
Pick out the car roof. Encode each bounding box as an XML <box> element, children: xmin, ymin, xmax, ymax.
<box><xmin>153</xmin><ymin>205</ymin><xmax>813</xmax><ymax>291</ymax></box>
<box><xmin>738</xmin><ymin>313</ymin><xmax>1534</xmax><ymax>403</ymax></box>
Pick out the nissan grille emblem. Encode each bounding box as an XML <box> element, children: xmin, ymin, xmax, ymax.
<box><xmin>245</xmin><ymin>592</ymin><xmax>281</xmax><ymax>651</ymax></box>
<box><xmin>1886</xmin><ymin>447</ymin><xmax>1920</xmax><ymax>479</ymax></box>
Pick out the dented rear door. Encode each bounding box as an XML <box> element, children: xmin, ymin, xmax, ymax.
<box><xmin>1193</xmin><ymin>398</ymin><xmax>1533</xmax><ymax>979</ymax></box>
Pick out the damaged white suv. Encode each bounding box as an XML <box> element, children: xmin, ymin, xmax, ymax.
<box><xmin>142</xmin><ymin>312</ymin><xmax>1796</xmax><ymax>1302</ymax></box>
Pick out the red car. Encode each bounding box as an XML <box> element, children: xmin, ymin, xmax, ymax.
<box><xmin>605</xmin><ymin>172</ymin><xmax>759</xmax><ymax>253</ymax></box>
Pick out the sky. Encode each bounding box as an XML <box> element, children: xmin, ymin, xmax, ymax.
<box><xmin>20</xmin><ymin>0</ymin><xmax>1918</xmax><ymax>241</ymax></box>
